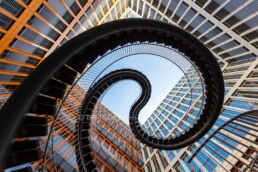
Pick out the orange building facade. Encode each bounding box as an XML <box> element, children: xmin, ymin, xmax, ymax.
<box><xmin>37</xmin><ymin>84</ymin><xmax>143</xmax><ymax>171</ymax></box>
<box><xmin>0</xmin><ymin>1</ymin><xmax>142</xmax><ymax>171</ymax></box>
<box><xmin>4</xmin><ymin>83</ymin><xmax>143</xmax><ymax>171</ymax></box>
<box><xmin>0</xmin><ymin>0</ymin><xmax>130</xmax><ymax>90</ymax></box>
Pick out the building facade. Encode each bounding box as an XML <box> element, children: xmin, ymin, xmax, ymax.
<box><xmin>0</xmin><ymin>2</ymin><xmax>138</xmax><ymax>170</ymax></box>
<box><xmin>134</xmin><ymin>1</ymin><xmax>258</xmax><ymax>171</ymax></box>
<box><xmin>6</xmin><ymin>84</ymin><xmax>143</xmax><ymax>171</ymax></box>
<box><xmin>139</xmin><ymin>0</ymin><xmax>258</xmax><ymax>170</ymax></box>
<box><xmin>0</xmin><ymin>0</ymin><xmax>130</xmax><ymax>94</ymax></box>
<box><xmin>141</xmin><ymin>65</ymin><xmax>258</xmax><ymax>172</ymax></box>
<box><xmin>188</xmin><ymin>110</ymin><xmax>258</xmax><ymax>172</ymax></box>
<box><xmin>91</xmin><ymin>102</ymin><xmax>143</xmax><ymax>172</ymax></box>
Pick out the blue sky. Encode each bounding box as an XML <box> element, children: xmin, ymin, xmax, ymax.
<box><xmin>77</xmin><ymin>11</ymin><xmax>186</xmax><ymax>125</ymax></box>
<box><xmin>98</xmin><ymin>54</ymin><xmax>184</xmax><ymax>124</ymax></box>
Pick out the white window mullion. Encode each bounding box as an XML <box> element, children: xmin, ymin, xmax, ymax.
<box><xmin>170</xmin><ymin>1</ymin><xmax>182</xmax><ymax>20</ymax></box>
<box><xmin>221</xmin><ymin>0</ymin><xmax>254</xmax><ymax>23</ymax></box>
<box><xmin>183</xmin><ymin>12</ymin><xmax>199</xmax><ymax>29</ymax></box>
<box><xmin>177</xmin><ymin>6</ymin><xmax>191</xmax><ymax>24</ymax></box>
<box><xmin>190</xmin><ymin>18</ymin><xmax>207</xmax><ymax>34</ymax></box>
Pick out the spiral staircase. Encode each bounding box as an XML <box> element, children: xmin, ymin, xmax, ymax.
<box><xmin>0</xmin><ymin>19</ymin><xmax>224</xmax><ymax>172</ymax></box>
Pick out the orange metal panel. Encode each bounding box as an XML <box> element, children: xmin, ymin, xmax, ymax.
<box><xmin>0</xmin><ymin>0</ymin><xmax>43</xmax><ymax>54</ymax></box>
<box><xmin>41</xmin><ymin>0</ymin><xmax>94</xmax><ymax>61</ymax></box>
<box><xmin>0</xmin><ymin>9</ymin><xmax>17</xmax><ymax>21</ymax></box>
<box><xmin>0</xmin><ymin>93</ymin><xmax>11</xmax><ymax>97</ymax></box>
<box><xmin>0</xmin><ymin>28</ymin><xmax>7</xmax><ymax>33</ymax></box>
<box><xmin>92</xmin><ymin>152</ymin><xmax>116</xmax><ymax>171</ymax></box>
<box><xmin>33</xmin><ymin>13</ymin><xmax>63</xmax><ymax>35</ymax></box>
<box><xmin>15</xmin><ymin>0</ymin><xmax>27</xmax><ymax>8</ymax></box>
<box><xmin>24</xmin><ymin>24</ymin><xmax>55</xmax><ymax>43</ymax></box>
<box><xmin>91</xmin><ymin>126</ymin><xmax>141</xmax><ymax>169</ymax></box>
<box><xmin>60</xmin><ymin>0</ymin><xmax>76</xmax><ymax>17</ymax></box>
<box><xmin>0</xmin><ymin>81</ymin><xmax>20</xmax><ymax>85</ymax></box>
<box><xmin>6</xmin><ymin>47</ymin><xmax>42</xmax><ymax>60</ymax></box>
<box><xmin>0</xmin><ymin>70</ymin><xmax>28</xmax><ymax>77</ymax></box>
<box><xmin>15</xmin><ymin>35</ymin><xmax>49</xmax><ymax>51</ymax></box>
<box><xmin>42</xmin><ymin>1</ymin><xmax>69</xmax><ymax>26</ymax></box>
<box><xmin>0</xmin><ymin>58</ymin><xmax>35</xmax><ymax>68</ymax></box>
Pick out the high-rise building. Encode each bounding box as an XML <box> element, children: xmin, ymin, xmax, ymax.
<box><xmin>90</xmin><ymin>103</ymin><xmax>143</xmax><ymax>172</ymax></box>
<box><xmin>1</xmin><ymin>0</ymin><xmax>258</xmax><ymax>172</ymax></box>
<box><xmin>141</xmin><ymin>66</ymin><xmax>206</xmax><ymax>171</ymax></box>
<box><xmin>0</xmin><ymin>2</ymin><xmax>137</xmax><ymax>170</ymax></box>
<box><xmin>141</xmin><ymin>67</ymin><xmax>258</xmax><ymax>172</ymax></box>
<box><xmin>0</xmin><ymin>0</ymin><xmax>130</xmax><ymax>94</ymax></box>
<box><xmin>133</xmin><ymin>1</ymin><xmax>258</xmax><ymax>171</ymax></box>
<box><xmin>5</xmin><ymin>84</ymin><xmax>143</xmax><ymax>171</ymax></box>
<box><xmin>188</xmin><ymin>110</ymin><xmax>258</xmax><ymax>172</ymax></box>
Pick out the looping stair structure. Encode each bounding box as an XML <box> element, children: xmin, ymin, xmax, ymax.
<box><xmin>0</xmin><ymin>19</ymin><xmax>224</xmax><ymax>171</ymax></box>
<box><xmin>78</xmin><ymin>69</ymin><xmax>151</xmax><ymax>171</ymax></box>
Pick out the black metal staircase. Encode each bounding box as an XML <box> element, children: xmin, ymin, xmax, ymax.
<box><xmin>0</xmin><ymin>19</ymin><xmax>224</xmax><ymax>171</ymax></box>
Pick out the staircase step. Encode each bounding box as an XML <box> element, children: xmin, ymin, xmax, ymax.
<box><xmin>67</xmin><ymin>54</ymin><xmax>89</xmax><ymax>73</ymax></box>
<box><xmin>54</xmin><ymin>65</ymin><xmax>78</xmax><ymax>85</ymax></box>
<box><xmin>6</xmin><ymin>140</ymin><xmax>41</xmax><ymax>168</ymax></box>
<box><xmin>18</xmin><ymin>116</ymin><xmax>48</xmax><ymax>137</ymax></box>
<box><xmin>41</xmin><ymin>79</ymin><xmax>67</xmax><ymax>99</ymax></box>
<box><xmin>30</xmin><ymin>95</ymin><xmax>57</xmax><ymax>115</ymax></box>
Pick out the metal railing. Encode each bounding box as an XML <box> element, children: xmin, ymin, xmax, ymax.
<box><xmin>188</xmin><ymin>110</ymin><xmax>258</xmax><ymax>172</ymax></box>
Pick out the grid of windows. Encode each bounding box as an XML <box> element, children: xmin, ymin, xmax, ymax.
<box><xmin>137</xmin><ymin>0</ymin><xmax>257</xmax><ymax>65</ymax></box>
<box><xmin>0</xmin><ymin>0</ymin><xmax>129</xmax><ymax>90</ymax></box>
<box><xmin>136</xmin><ymin>0</ymin><xmax>258</xmax><ymax>171</ymax></box>
<box><xmin>34</xmin><ymin>84</ymin><xmax>142</xmax><ymax>171</ymax></box>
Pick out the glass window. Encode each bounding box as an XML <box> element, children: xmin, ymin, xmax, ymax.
<box><xmin>109</xmin><ymin>146</ymin><xmax>115</xmax><ymax>157</ymax></box>
<box><xmin>143</xmin><ymin>146</ymin><xmax>149</xmax><ymax>159</ymax></box>
<box><xmin>152</xmin><ymin>156</ymin><xmax>161</xmax><ymax>172</ymax></box>
<box><xmin>117</xmin><ymin>152</ymin><xmax>122</xmax><ymax>162</ymax></box>
<box><xmin>124</xmin><ymin>158</ymin><xmax>129</xmax><ymax>168</ymax></box>
<box><xmin>131</xmin><ymin>164</ymin><xmax>137</xmax><ymax>172</ymax></box>
<box><xmin>146</xmin><ymin>162</ymin><xmax>153</xmax><ymax>172</ymax></box>
<box><xmin>103</xmin><ymin>141</ymin><xmax>109</xmax><ymax>150</ymax></box>
<box><xmin>158</xmin><ymin>151</ymin><xmax>169</xmax><ymax>169</ymax></box>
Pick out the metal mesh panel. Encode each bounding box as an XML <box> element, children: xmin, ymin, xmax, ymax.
<box><xmin>0</xmin><ymin>0</ymin><xmax>23</xmax><ymax>17</ymax></box>
<box><xmin>0</xmin><ymin>13</ymin><xmax>14</xmax><ymax>30</ymax></box>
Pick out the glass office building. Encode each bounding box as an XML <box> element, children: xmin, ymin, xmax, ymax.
<box><xmin>1</xmin><ymin>0</ymin><xmax>258</xmax><ymax>172</ymax></box>
<box><xmin>138</xmin><ymin>1</ymin><xmax>258</xmax><ymax>171</ymax></box>
<box><xmin>138</xmin><ymin>0</ymin><xmax>258</xmax><ymax>171</ymax></box>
